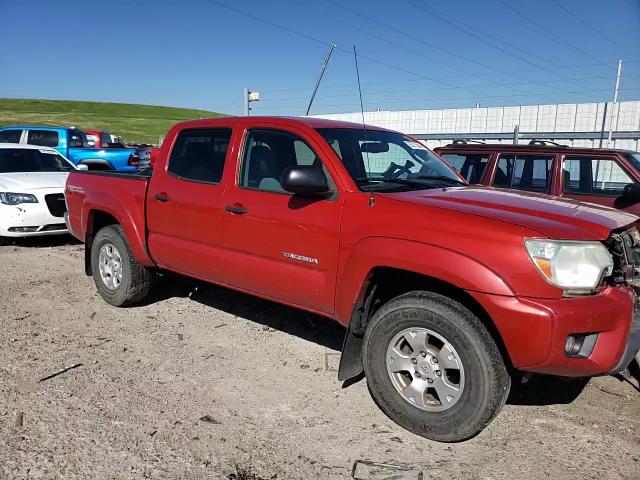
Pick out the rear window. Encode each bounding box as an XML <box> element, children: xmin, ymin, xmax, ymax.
<box><xmin>27</xmin><ymin>130</ymin><xmax>59</xmax><ymax>148</ymax></box>
<box><xmin>168</xmin><ymin>128</ymin><xmax>231</xmax><ymax>183</ymax></box>
<box><xmin>439</xmin><ymin>152</ymin><xmax>489</xmax><ymax>183</ymax></box>
<box><xmin>0</xmin><ymin>129</ymin><xmax>22</xmax><ymax>143</ymax></box>
<box><xmin>494</xmin><ymin>154</ymin><xmax>553</xmax><ymax>193</ymax></box>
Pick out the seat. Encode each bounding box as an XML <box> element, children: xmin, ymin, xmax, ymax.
<box><xmin>247</xmin><ymin>146</ymin><xmax>288</xmax><ymax>192</ymax></box>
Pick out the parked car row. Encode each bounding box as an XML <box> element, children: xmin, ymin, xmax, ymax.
<box><xmin>0</xmin><ymin>125</ymin><xmax>151</xmax><ymax>171</ymax></box>
<box><xmin>60</xmin><ymin>116</ymin><xmax>640</xmax><ymax>442</ymax></box>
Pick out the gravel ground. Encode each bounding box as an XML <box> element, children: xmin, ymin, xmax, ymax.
<box><xmin>1</xmin><ymin>237</ymin><xmax>639</xmax><ymax>480</ymax></box>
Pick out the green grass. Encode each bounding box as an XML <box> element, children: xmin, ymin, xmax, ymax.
<box><xmin>0</xmin><ymin>98</ymin><xmax>226</xmax><ymax>144</ymax></box>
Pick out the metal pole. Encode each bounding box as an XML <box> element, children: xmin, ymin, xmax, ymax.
<box><xmin>243</xmin><ymin>88</ymin><xmax>249</xmax><ymax>116</ymax></box>
<box><xmin>598</xmin><ymin>101</ymin><xmax>608</xmax><ymax>148</ymax></box>
<box><xmin>607</xmin><ymin>59</ymin><xmax>622</xmax><ymax>146</ymax></box>
<box><xmin>513</xmin><ymin>124</ymin><xmax>519</xmax><ymax>145</ymax></box>
<box><xmin>306</xmin><ymin>44</ymin><xmax>336</xmax><ymax>116</ymax></box>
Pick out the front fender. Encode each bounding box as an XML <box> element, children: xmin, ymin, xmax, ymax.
<box><xmin>82</xmin><ymin>191</ymin><xmax>153</xmax><ymax>267</ymax></box>
<box><xmin>335</xmin><ymin>236</ymin><xmax>515</xmax><ymax>325</ymax></box>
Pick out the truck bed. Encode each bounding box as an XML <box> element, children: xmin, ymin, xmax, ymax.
<box><xmin>65</xmin><ymin>169</ymin><xmax>153</xmax><ymax>266</ymax></box>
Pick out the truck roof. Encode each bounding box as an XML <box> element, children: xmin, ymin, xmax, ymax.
<box><xmin>173</xmin><ymin>116</ymin><xmax>394</xmax><ymax>132</ymax></box>
<box><xmin>0</xmin><ymin>125</ymin><xmax>70</xmax><ymax>131</ymax></box>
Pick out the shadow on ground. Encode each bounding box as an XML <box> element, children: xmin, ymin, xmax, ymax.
<box><xmin>148</xmin><ymin>274</ymin><xmax>346</xmax><ymax>352</ymax></box>
<box><xmin>144</xmin><ymin>274</ymin><xmax>595</xmax><ymax>405</ymax></box>
<box><xmin>3</xmin><ymin>234</ymin><xmax>80</xmax><ymax>248</ymax></box>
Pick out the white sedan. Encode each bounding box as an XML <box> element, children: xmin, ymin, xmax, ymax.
<box><xmin>0</xmin><ymin>143</ymin><xmax>86</xmax><ymax>245</ymax></box>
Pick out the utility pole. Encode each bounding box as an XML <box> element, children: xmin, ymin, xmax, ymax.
<box><xmin>305</xmin><ymin>43</ymin><xmax>336</xmax><ymax>116</ymax></box>
<box><xmin>243</xmin><ymin>88</ymin><xmax>260</xmax><ymax>116</ymax></box>
<box><xmin>607</xmin><ymin>59</ymin><xmax>623</xmax><ymax>146</ymax></box>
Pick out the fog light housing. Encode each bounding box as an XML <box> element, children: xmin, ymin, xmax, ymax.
<box><xmin>565</xmin><ymin>333</ymin><xmax>599</xmax><ymax>358</ymax></box>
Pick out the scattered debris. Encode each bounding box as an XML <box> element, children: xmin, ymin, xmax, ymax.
<box><xmin>214</xmin><ymin>323</ymin><xmax>228</xmax><ymax>329</ymax></box>
<box><xmin>15</xmin><ymin>411</ymin><xmax>24</xmax><ymax>427</ymax></box>
<box><xmin>38</xmin><ymin>363</ymin><xmax>83</xmax><ymax>382</ymax></box>
<box><xmin>149</xmin><ymin>430</ymin><xmax>157</xmax><ymax>437</ymax></box>
<box><xmin>351</xmin><ymin>460</ymin><xmax>423</xmax><ymax>480</ymax></box>
<box><xmin>177</xmin><ymin>333</ymin><xmax>184</xmax><ymax>341</ymax></box>
<box><xmin>300</xmin><ymin>364</ymin><xmax>310</xmax><ymax>369</ymax></box>
<box><xmin>199</xmin><ymin>415</ymin><xmax>221</xmax><ymax>425</ymax></box>
<box><xmin>89</xmin><ymin>312</ymin><xmax>96</xmax><ymax>320</ymax></box>
<box><xmin>14</xmin><ymin>314</ymin><xmax>31</xmax><ymax>321</ymax></box>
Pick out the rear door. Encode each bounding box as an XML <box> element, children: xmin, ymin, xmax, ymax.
<box><xmin>221</xmin><ymin>126</ymin><xmax>343</xmax><ymax>314</ymax></box>
<box><xmin>560</xmin><ymin>154</ymin><xmax>640</xmax><ymax>213</ymax></box>
<box><xmin>491</xmin><ymin>153</ymin><xmax>554</xmax><ymax>193</ymax></box>
<box><xmin>146</xmin><ymin>127</ymin><xmax>235</xmax><ymax>280</ymax></box>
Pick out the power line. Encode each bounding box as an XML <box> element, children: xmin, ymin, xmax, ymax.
<box><xmin>202</xmin><ymin>0</ymin><xmax>491</xmax><ymax>99</ymax></box>
<box><xmin>405</xmin><ymin>0</ymin><xmax>594</xmax><ymax>89</ymax></box>
<box><xmin>494</xmin><ymin>0</ymin><xmax>601</xmax><ymax>63</ymax></box>
<box><xmin>261</xmin><ymin>86</ymin><xmax>640</xmax><ymax>111</ymax></box>
<box><xmin>259</xmin><ymin>62</ymin><xmax>639</xmax><ymax>94</ymax></box>
<box><xmin>264</xmin><ymin>74</ymin><xmax>640</xmax><ymax>102</ymax></box>
<box><xmin>549</xmin><ymin>0</ymin><xmax>620</xmax><ymax>47</ymax></box>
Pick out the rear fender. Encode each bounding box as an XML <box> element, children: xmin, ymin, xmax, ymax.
<box><xmin>82</xmin><ymin>192</ymin><xmax>153</xmax><ymax>269</ymax></box>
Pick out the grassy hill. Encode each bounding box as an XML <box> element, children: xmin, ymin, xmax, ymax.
<box><xmin>0</xmin><ymin>98</ymin><xmax>226</xmax><ymax>144</ymax></box>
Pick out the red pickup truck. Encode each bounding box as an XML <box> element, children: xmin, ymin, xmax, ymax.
<box><xmin>65</xmin><ymin>116</ymin><xmax>640</xmax><ymax>442</ymax></box>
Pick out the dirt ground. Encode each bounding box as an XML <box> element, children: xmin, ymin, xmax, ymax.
<box><xmin>1</xmin><ymin>237</ymin><xmax>638</xmax><ymax>480</ymax></box>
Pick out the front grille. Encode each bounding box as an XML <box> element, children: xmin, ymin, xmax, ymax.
<box><xmin>44</xmin><ymin>194</ymin><xmax>66</xmax><ymax>217</ymax></box>
<box><xmin>607</xmin><ymin>228</ymin><xmax>640</xmax><ymax>287</ymax></box>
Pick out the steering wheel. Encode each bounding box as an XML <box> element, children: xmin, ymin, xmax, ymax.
<box><xmin>383</xmin><ymin>160</ymin><xmax>415</xmax><ymax>179</ymax></box>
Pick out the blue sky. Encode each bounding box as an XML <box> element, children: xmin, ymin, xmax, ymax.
<box><xmin>1</xmin><ymin>0</ymin><xmax>639</xmax><ymax>115</ymax></box>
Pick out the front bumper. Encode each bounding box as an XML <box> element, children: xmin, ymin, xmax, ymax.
<box><xmin>471</xmin><ymin>286</ymin><xmax>638</xmax><ymax>377</ymax></box>
<box><xmin>0</xmin><ymin>190</ymin><xmax>68</xmax><ymax>238</ymax></box>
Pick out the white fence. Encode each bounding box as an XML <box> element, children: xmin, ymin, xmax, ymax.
<box><xmin>313</xmin><ymin>101</ymin><xmax>640</xmax><ymax>151</ymax></box>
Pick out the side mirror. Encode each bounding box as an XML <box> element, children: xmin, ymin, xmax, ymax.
<box><xmin>76</xmin><ymin>164</ymin><xmax>89</xmax><ymax>171</ymax></box>
<box><xmin>622</xmin><ymin>184</ymin><xmax>640</xmax><ymax>203</ymax></box>
<box><xmin>281</xmin><ymin>165</ymin><xmax>329</xmax><ymax>196</ymax></box>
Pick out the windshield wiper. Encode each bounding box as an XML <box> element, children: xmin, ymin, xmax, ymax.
<box><xmin>411</xmin><ymin>175</ymin><xmax>467</xmax><ymax>186</ymax></box>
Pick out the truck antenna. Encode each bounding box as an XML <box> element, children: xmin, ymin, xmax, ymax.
<box><xmin>306</xmin><ymin>43</ymin><xmax>336</xmax><ymax>116</ymax></box>
<box><xmin>353</xmin><ymin>45</ymin><xmax>374</xmax><ymax>207</ymax></box>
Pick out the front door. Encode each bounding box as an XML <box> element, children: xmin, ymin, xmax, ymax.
<box><xmin>221</xmin><ymin>128</ymin><xmax>343</xmax><ymax>315</ymax></box>
<box><xmin>146</xmin><ymin>127</ymin><xmax>233</xmax><ymax>280</ymax></box>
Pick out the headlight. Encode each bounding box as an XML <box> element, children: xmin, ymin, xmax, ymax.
<box><xmin>0</xmin><ymin>192</ymin><xmax>38</xmax><ymax>205</ymax></box>
<box><xmin>525</xmin><ymin>239</ymin><xmax>613</xmax><ymax>292</ymax></box>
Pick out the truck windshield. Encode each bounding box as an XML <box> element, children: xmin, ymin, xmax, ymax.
<box><xmin>0</xmin><ymin>148</ymin><xmax>73</xmax><ymax>173</ymax></box>
<box><xmin>317</xmin><ymin>128</ymin><xmax>465</xmax><ymax>191</ymax></box>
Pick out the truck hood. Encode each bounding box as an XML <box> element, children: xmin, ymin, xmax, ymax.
<box><xmin>382</xmin><ymin>186</ymin><xmax>638</xmax><ymax>240</ymax></box>
<box><xmin>0</xmin><ymin>172</ymin><xmax>69</xmax><ymax>191</ymax></box>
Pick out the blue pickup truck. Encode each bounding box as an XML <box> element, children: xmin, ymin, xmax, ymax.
<box><xmin>0</xmin><ymin>126</ymin><xmax>150</xmax><ymax>171</ymax></box>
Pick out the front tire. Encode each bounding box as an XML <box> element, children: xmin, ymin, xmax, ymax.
<box><xmin>91</xmin><ymin>225</ymin><xmax>152</xmax><ymax>307</ymax></box>
<box><xmin>0</xmin><ymin>236</ymin><xmax>11</xmax><ymax>246</ymax></box>
<box><xmin>363</xmin><ymin>291</ymin><xmax>510</xmax><ymax>442</ymax></box>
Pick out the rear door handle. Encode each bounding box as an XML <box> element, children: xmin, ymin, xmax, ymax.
<box><xmin>154</xmin><ymin>193</ymin><xmax>170</xmax><ymax>202</ymax></box>
<box><xmin>225</xmin><ymin>204</ymin><xmax>248</xmax><ymax>214</ymax></box>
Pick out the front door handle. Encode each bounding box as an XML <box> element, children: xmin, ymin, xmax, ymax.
<box><xmin>225</xmin><ymin>204</ymin><xmax>248</xmax><ymax>214</ymax></box>
<box><xmin>154</xmin><ymin>193</ymin><xmax>170</xmax><ymax>202</ymax></box>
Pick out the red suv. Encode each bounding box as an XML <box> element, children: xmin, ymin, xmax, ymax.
<box><xmin>435</xmin><ymin>141</ymin><xmax>640</xmax><ymax>215</ymax></box>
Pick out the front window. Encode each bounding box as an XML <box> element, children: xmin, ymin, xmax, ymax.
<box><xmin>0</xmin><ymin>148</ymin><xmax>74</xmax><ymax>173</ymax></box>
<box><xmin>563</xmin><ymin>156</ymin><xmax>634</xmax><ymax>196</ymax></box>
<box><xmin>317</xmin><ymin>128</ymin><xmax>464</xmax><ymax>192</ymax></box>
<box><xmin>27</xmin><ymin>130</ymin><xmax>59</xmax><ymax>148</ymax></box>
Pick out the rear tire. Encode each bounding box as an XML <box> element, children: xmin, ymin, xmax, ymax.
<box><xmin>91</xmin><ymin>225</ymin><xmax>152</xmax><ymax>306</ymax></box>
<box><xmin>363</xmin><ymin>291</ymin><xmax>510</xmax><ymax>442</ymax></box>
